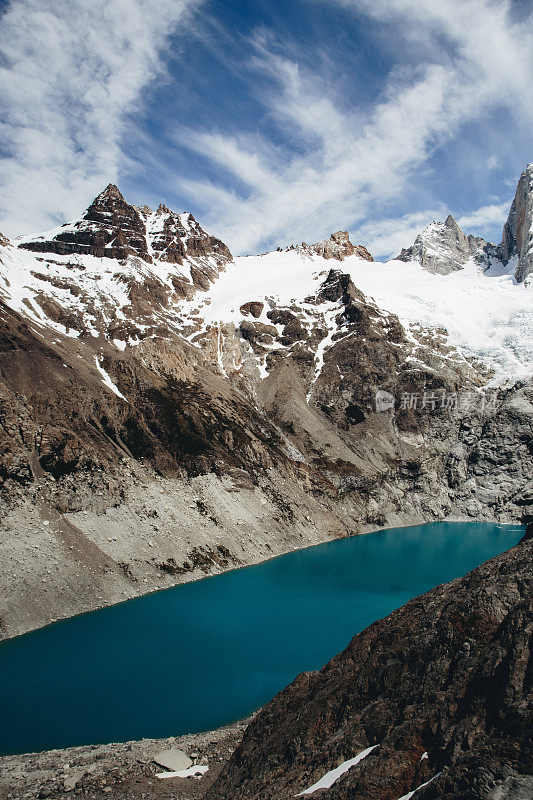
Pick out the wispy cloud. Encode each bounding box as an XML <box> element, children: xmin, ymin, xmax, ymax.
<box><xmin>353</xmin><ymin>208</ymin><xmax>446</xmax><ymax>259</ymax></box>
<box><xmin>0</xmin><ymin>0</ymin><xmax>200</xmax><ymax>236</ymax></box>
<box><xmin>171</xmin><ymin>0</ymin><xmax>532</xmax><ymax>254</ymax></box>
<box><xmin>457</xmin><ymin>202</ymin><xmax>510</xmax><ymax>233</ymax></box>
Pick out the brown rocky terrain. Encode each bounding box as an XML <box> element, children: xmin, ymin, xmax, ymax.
<box><xmin>0</xmin><ymin>184</ymin><xmax>531</xmax><ymax>639</ymax></box>
<box><xmin>0</xmin><ymin>718</ymin><xmax>251</xmax><ymax>800</ymax></box>
<box><xmin>208</xmin><ymin>534</ymin><xmax>533</xmax><ymax>800</ymax></box>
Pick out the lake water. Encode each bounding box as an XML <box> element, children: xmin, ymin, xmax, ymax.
<box><xmin>0</xmin><ymin>521</ymin><xmax>523</xmax><ymax>755</ymax></box>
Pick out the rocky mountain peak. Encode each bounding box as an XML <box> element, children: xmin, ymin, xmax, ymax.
<box><xmin>444</xmin><ymin>213</ymin><xmax>461</xmax><ymax>232</ymax></box>
<box><xmin>95</xmin><ymin>182</ymin><xmax>124</xmax><ymax>201</ymax></box>
<box><xmin>287</xmin><ymin>231</ymin><xmax>373</xmax><ymax>262</ymax></box>
<box><xmin>315</xmin><ymin>268</ymin><xmax>362</xmax><ymax>304</ymax></box>
<box><xmin>18</xmin><ymin>183</ymin><xmax>150</xmax><ymax>262</ymax></box>
<box><xmin>0</xmin><ymin>232</ymin><xmax>11</xmax><ymax>247</ymax></box>
<box><xmin>397</xmin><ymin>215</ymin><xmax>484</xmax><ymax>275</ymax></box>
<box><xmin>499</xmin><ymin>161</ymin><xmax>533</xmax><ymax>283</ymax></box>
<box><xmin>16</xmin><ymin>186</ymin><xmax>233</xmax><ymax>282</ymax></box>
<box><xmin>396</xmin><ymin>164</ymin><xmax>533</xmax><ymax>281</ymax></box>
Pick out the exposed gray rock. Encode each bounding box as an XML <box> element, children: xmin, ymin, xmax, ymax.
<box><xmin>499</xmin><ymin>162</ymin><xmax>533</xmax><ymax>283</ymax></box>
<box><xmin>397</xmin><ymin>163</ymin><xmax>533</xmax><ymax>282</ymax></box>
<box><xmin>397</xmin><ymin>215</ymin><xmax>486</xmax><ymax>274</ymax></box>
<box><xmin>153</xmin><ymin>749</ymin><xmax>192</xmax><ymax>772</ymax></box>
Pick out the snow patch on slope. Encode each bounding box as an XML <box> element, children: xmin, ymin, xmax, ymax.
<box><xmin>295</xmin><ymin>745</ymin><xmax>378</xmax><ymax>795</ymax></box>
<box><xmin>397</xmin><ymin>772</ymin><xmax>442</xmax><ymax>800</ymax></box>
<box><xmin>94</xmin><ymin>356</ymin><xmax>128</xmax><ymax>401</ymax></box>
<box><xmin>181</xmin><ymin>248</ymin><xmax>531</xmax><ymax>386</ymax></box>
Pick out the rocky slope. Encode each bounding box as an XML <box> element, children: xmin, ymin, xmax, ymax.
<box><xmin>0</xmin><ymin>176</ymin><xmax>531</xmax><ymax>639</ymax></box>
<box><xmin>207</xmin><ymin>534</ymin><xmax>533</xmax><ymax>800</ymax></box>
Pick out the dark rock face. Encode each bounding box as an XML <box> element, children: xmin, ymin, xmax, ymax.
<box><xmin>0</xmin><ymin>233</ymin><xmax>10</xmax><ymax>247</ymax></box>
<box><xmin>208</xmin><ymin>538</ymin><xmax>533</xmax><ymax>800</ymax></box>
<box><xmin>20</xmin><ymin>184</ymin><xmax>152</xmax><ymax>262</ymax></box>
<box><xmin>240</xmin><ymin>301</ymin><xmax>264</xmax><ymax>318</ymax></box>
<box><xmin>18</xmin><ymin>185</ymin><xmax>233</xmax><ymax>284</ymax></box>
<box><xmin>0</xmin><ymin>300</ymin><xmax>289</xmax><ymax>486</ymax></box>
<box><xmin>499</xmin><ymin>163</ymin><xmax>533</xmax><ymax>283</ymax></box>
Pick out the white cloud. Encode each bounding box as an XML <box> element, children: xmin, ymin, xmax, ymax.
<box><xmin>173</xmin><ymin>0</ymin><xmax>533</xmax><ymax>254</ymax></box>
<box><xmin>457</xmin><ymin>201</ymin><xmax>510</xmax><ymax>232</ymax></box>
<box><xmin>352</xmin><ymin>208</ymin><xmax>446</xmax><ymax>259</ymax></box>
<box><xmin>0</xmin><ymin>0</ymin><xmax>200</xmax><ymax>237</ymax></box>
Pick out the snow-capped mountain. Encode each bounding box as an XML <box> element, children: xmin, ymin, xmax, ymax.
<box><xmin>2</xmin><ymin>183</ymin><xmax>231</xmax><ymax>343</ymax></box>
<box><xmin>397</xmin><ymin>162</ymin><xmax>533</xmax><ymax>284</ymax></box>
<box><xmin>396</xmin><ymin>214</ymin><xmax>487</xmax><ymax>275</ymax></box>
<box><xmin>0</xmin><ymin>168</ymin><xmax>531</xmax><ymax>640</ymax></box>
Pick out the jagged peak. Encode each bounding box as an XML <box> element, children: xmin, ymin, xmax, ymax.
<box><xmin>499</xmin><ymin>160</ymin><xmax>533</xmax><ymax>282</ymax></box>
<box><xmin>0</xmin><ymin>232</ymin><xmax>11</xmax><ymax>247</ymax></box>
<box><xmin>157</xmin><ymin>203</ymin><xmax>171</xmax><ymax>215</ymax></box>
<box><xmin>92</xmin><ymin>183</ymin><xmax>125</xmax><ymax>203</ymax></box>
<box><xmin>444</xmin><ymin>214</ymin><xmax>462</xmax><ymax>233</ymax></box>
<box><xmin>285</xmin><ymin>230</ymin><xmax>373</xmax><ymax>262</ymax></box>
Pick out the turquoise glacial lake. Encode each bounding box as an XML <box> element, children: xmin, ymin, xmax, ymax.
<box><xmin>0</xmin><ymin>521</ymin><xmax>523</xmax><ymax>755</ymax></box>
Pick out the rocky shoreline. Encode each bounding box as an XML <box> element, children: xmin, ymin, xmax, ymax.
<box><xmin>0</xmin><ymin>718</ymin><xmax>251</xmax><ymax>800</ymax></box>
<box><xmin>2</xmin><ymin>530</ymin><xmax>530</xmax><ymax>800</ymax></box>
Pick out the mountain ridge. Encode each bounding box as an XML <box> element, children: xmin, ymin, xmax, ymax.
<box><xmin>0</xmin><ymin>169</ymin><xmax>531</xmax><ymax>639</ymax></box>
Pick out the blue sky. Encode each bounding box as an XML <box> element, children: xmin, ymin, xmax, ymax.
<box><xmin>0</xmin><ymin>0</ymin><xmax>532</xmax><ymax>257</ymax></box>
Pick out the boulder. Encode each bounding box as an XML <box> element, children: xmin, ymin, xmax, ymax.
<box><xmin>153</xmin><ymin>749</ymin><xmax>192</xmax><ymax>772</ymax></box>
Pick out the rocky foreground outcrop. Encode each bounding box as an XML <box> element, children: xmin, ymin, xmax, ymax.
<box><xmin>208</xmin><ymin>535</ymin><xmax>533</xmax><ymax>800</ymax></box>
